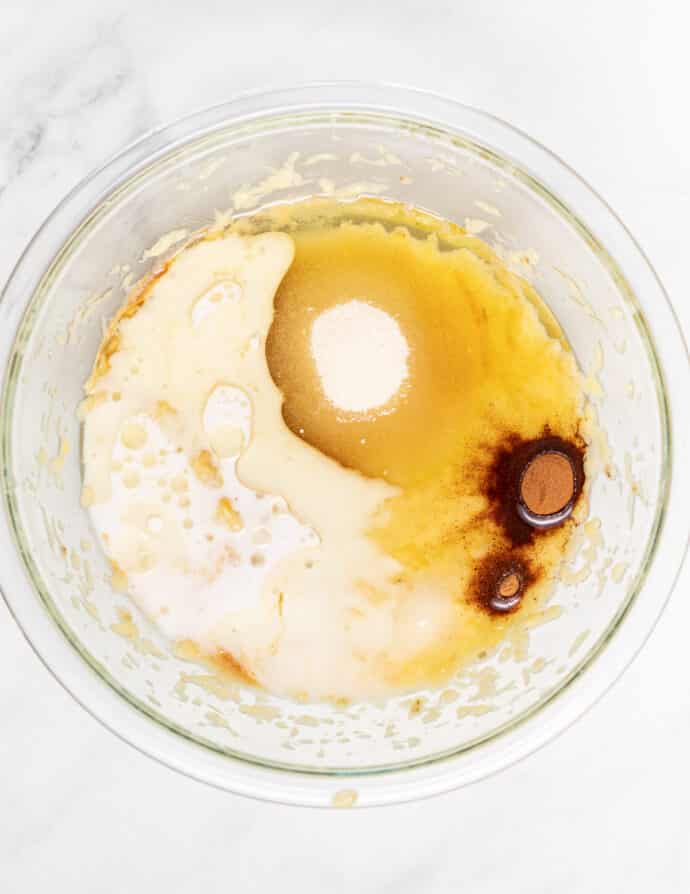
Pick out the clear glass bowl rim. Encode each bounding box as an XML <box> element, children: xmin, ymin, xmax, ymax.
<box><xmin>0</xmin><ymin>81</ymin><xmax>687</xmax><ymax>807</ymax></box>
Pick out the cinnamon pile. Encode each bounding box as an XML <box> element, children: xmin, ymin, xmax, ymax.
<box><xmin>520</xmin><ymin>451</ymin><xmax>575</xmax><ymax>517</ymax></box>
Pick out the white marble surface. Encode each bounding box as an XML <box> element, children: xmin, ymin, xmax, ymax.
<box><xmin>1</xmin><ymin>1</ymin><xmax>689</xmax><ymax>890</ymax></box>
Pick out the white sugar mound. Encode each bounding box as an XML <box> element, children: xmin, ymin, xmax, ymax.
<box><xmin>310</xmin><ymin>300</ymin><xmax>409</xmax><ymax>413</ymax></box>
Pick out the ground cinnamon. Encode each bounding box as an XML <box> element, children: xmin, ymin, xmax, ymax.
<box><xmin>497</xmin><ymin>571</ymin><xmax>521</xmax><ymax>598</ymax></box>
<box><xmin>520</xmin><ymin>451</ymin><xmax>575</xmax><ymax>517</ymax></box>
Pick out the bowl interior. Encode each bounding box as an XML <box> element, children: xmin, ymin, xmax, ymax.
<box><xmin>1</xmin><ymin>104</ymin><xmax>668</xmax><ymax>777</ymax></box>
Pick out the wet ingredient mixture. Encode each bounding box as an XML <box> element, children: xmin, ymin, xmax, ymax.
<box><xmin>81</xmin><ymin>198</ymin><xmax>588</xmax><ymax>700</ymax></box>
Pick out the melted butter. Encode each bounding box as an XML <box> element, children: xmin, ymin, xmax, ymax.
<box><xmin>261</xmin><ymin>203</ymin><xmax>586</xmax><ymax>690</ymax></box>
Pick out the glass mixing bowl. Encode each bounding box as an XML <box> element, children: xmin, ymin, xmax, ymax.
<box><xmin>1</xmin><ymin>84</ymin><xmax>687</xmax><ymax>807</ymax></box>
